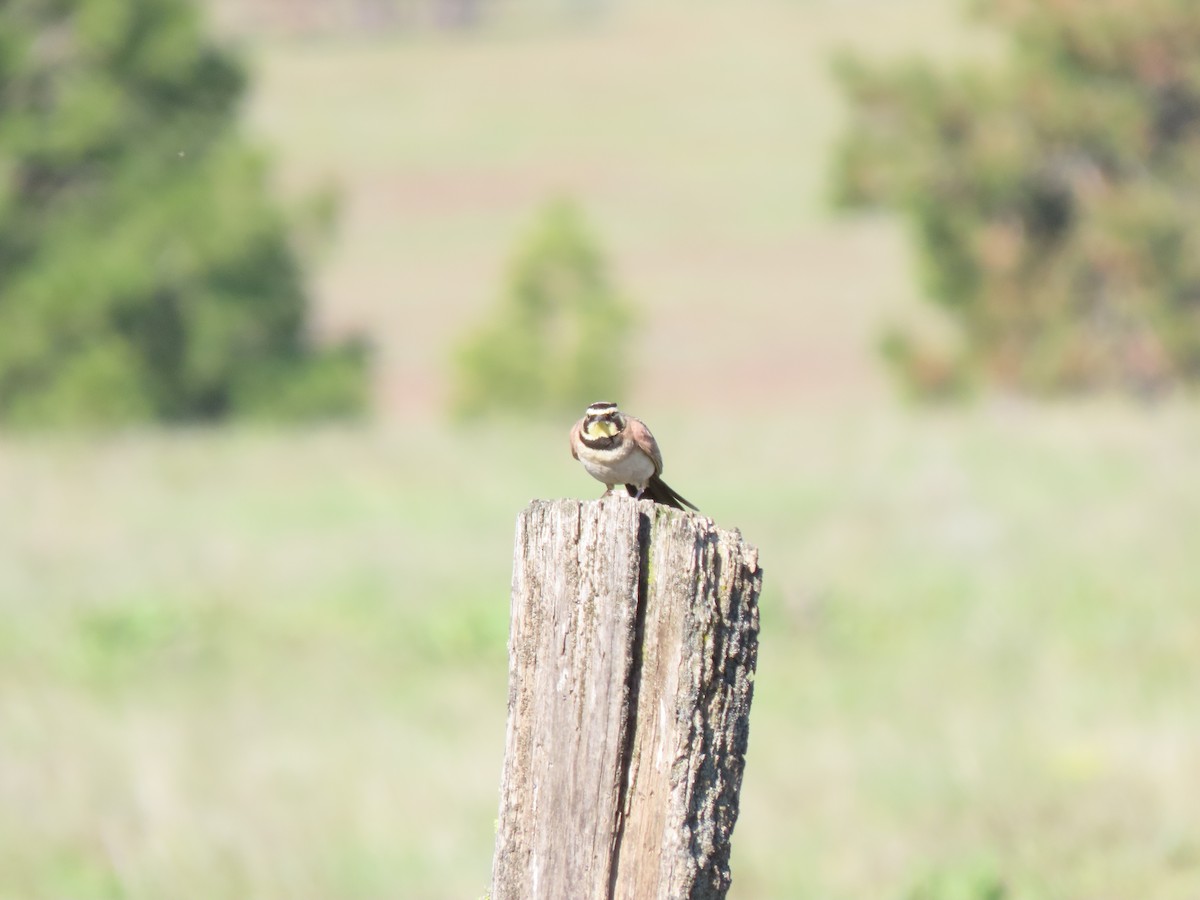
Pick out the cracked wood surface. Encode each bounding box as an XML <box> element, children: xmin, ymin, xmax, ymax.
<box><xmin>491</xmin><ymin>497</ymin><xmax>762</xmax><ymax>900</ymax></box>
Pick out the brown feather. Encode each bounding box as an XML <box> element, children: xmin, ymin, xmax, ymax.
<box><xmin>569</xmin><ymin>418</ymin><xmax>583</xmax><ymax>460</ymax></box>
<box><xmin>623</xmin><ymin>416</ymin><xmax>663</xmax><ymax>475</ymax></box>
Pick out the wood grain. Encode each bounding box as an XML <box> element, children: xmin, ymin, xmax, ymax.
<box><xmin>492</xmin><ymin>497</ymin><xmax>762</xmax><ymax>900</ymax></box>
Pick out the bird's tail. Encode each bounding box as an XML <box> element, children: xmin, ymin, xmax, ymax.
<box><xmin>625</xmin><ymin>475</ymin><xmax>698</xmax><ymax>511</ymax></box>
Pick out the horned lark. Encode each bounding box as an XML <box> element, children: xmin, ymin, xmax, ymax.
<box><xmin>569</xmin><ymin>401</ymin><xmax>698</xmax><ymax>511</ymax></box>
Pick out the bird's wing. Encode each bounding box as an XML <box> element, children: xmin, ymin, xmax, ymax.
<box><xmin>625</xmin><ymin>417</ymin><xmax>664</xmax><ymax>475</ymax></box>
<box><xmin>569</xmin><ymin>417</ymin><xmax>584</xmax><ymax>460</ymax></box>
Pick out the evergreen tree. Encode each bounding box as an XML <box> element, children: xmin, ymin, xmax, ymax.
<box><xmin>833</xmin><ymin>0</ymin><xmax>1200</xmax><ymax>397</ymax></box>
<box><xmin>452</xmin><ymin>197</ymin><xmax>635</xmax><ymax>419</ymax></box>
<box><xmin>0</xmin><ymin>0</ymin><xmax>368</xmax><ymax>425</ymax></box>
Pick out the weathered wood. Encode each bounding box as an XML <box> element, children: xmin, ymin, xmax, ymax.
<box><xmin>491</xmin><ymin>497</ymin><xmax>762</xmax><ymax>900</ymax></box>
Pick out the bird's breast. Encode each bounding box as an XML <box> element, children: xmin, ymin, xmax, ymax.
<box><xmin>577</xmin><ymin>441</ymin><xmax>656</xmax><ymax>485</ymax></box>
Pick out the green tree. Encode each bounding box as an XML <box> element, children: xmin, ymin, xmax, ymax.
<box><xmin>833</xmin><ymin>0</ymin><xmax>1200</xmax><ymax>398</ymax></box>
<box><xmin>0</xmin><ymin>0</ymin><xmax>368</xmax><ymax>426</ymax></box>
<box><xmin>452</xmin><ymin>197</ymin><xmax>635</xmax><ymax>419</ymax></box>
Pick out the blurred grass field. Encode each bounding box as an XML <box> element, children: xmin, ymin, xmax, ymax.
<box><xmin>4</xmin><ymin>411</ymin><xmax>1199</xmax><ymax>898</ymax></box>
<box><xmin>3</xmin><ymin>0</ymin><xmax>1200</xmax><ymax>897</ymax></box>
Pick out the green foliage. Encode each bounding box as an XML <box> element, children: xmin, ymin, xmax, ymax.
<box><xmin>0</xmin><ymin>0</ymin><xmax>368</xmax><ymax>426</ymax></box>
<box><xmin>452</xmin><ymin>197</ymin><xmax>635</xmax><ymax>419</ymax></box>
<box><xmin>904</xmin><ymin>858</ymin><xmax>1008</xmax><ymax>900</ymax></box>
<box><xmin>833</xmin><ymin>0</ymin><xmax>1200</xmax><ymax>397</ymax></box>
<box><xmin>879</xmin><ymin>325</ymin><xmax>976</xmax><ymax>402</ymax></box>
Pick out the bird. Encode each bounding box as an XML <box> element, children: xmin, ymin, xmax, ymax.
<box><xmin>569</xmin><ymin>401</ymin><xmax>698</xmax><ymax>511</ymax></box>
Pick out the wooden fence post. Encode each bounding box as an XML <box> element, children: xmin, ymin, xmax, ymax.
<box><xmin>491</xmin><ymin>497</ymin><xmax>762</xmax><ymax>900</ymax></box>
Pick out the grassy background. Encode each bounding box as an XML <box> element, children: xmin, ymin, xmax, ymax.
<box><xmin>3</xmin><ymin>0</ymin><xmax>1199</xmax><ymax>897</ymax></box>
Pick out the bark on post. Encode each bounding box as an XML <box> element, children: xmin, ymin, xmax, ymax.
<box><xmin>491</xmin><ymin>497</ymin><xmax>762</xmax><ymax>900</ymax></box>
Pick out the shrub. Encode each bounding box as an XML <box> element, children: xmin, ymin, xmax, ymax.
<box><xmin>833</xmin><ymin>0</ymin><xmax>1200</xmax><ymax>398</ymax></box>
<box><xmin>452</xmin><ymin>197</ymin><xmax>635</xmax><ymax>419</ymax></box>
<box><xmin>0</xmin><ymin>0</ymin><xmax>369</xmax><ymax>426</ymax></box>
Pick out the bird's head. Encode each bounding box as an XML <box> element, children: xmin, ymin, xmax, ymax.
<box><xmin>582</xmin><ymin>401</ymin><xmax>625</xmax><ymax>439</ymax></box>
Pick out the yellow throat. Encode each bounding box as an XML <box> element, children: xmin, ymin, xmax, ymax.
<box><xmin>585</xmin><ymin>418</ymin><xmax>619</xmax><ymax>439</ymax></box>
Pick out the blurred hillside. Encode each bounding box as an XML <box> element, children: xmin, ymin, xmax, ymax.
<box><xmin>215</xmin><ymin>0</ymin><xmax>991</xmax><ymax>417</ymax></box>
